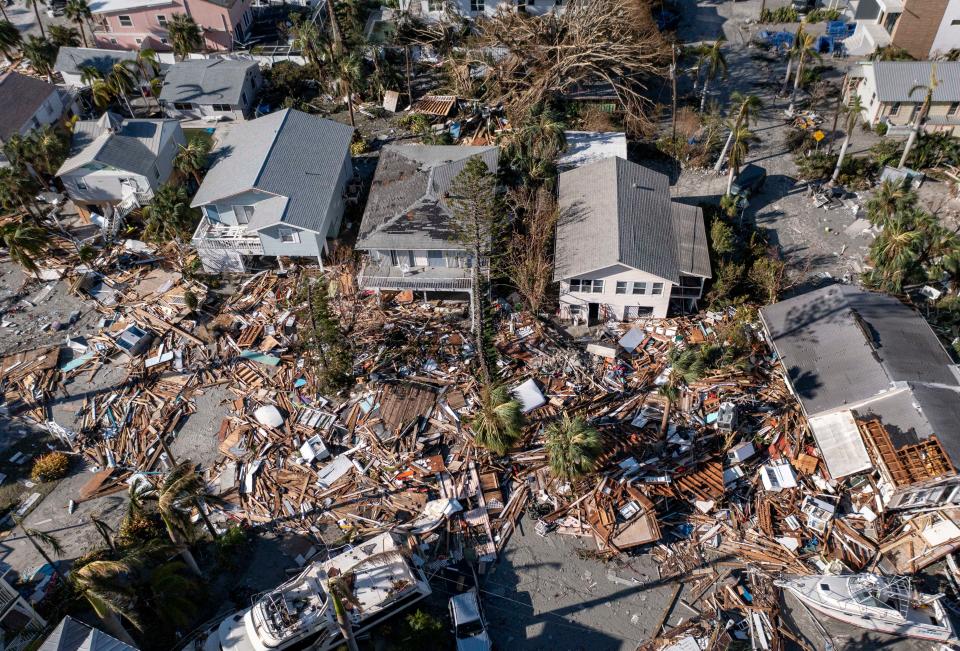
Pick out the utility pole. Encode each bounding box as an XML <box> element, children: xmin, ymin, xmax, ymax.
<box><xmin>828</xmin><ymin>74</ymin><xmax>847</xmax><ymax>154</ymax></box>
<box><xmin>670</xmin><ymin>42</ymin><xmax>678</xmax><ymax>143</ymax></box>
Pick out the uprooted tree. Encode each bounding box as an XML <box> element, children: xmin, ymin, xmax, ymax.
<box><xmin>475</xmin><ymin>0</ymin><xmax>669</xmax><ymax>133</ymax></box>
<box><xmin>505</xmin><ymin>186</ymin><xmax>558</xmax><ymax>316</ymax></box>
<box><xmin>300</xmin><ymin>276</ymin><xmax>353</xmax><ymax>394</ymax></box>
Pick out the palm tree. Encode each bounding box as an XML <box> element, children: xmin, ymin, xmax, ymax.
<box><xmin>0</xmin><ymin>221</ymin><xmax>47</xmax><ymax>273</ymax></box>
<box><xmin>13</xmin><ymin>516</ymin><xmax>62</xmax><ymax>575</ymax></box>
<box><xmin>787</xmin><ymin>31</ymin><xmax>821</xmax><ymax>114</ymax></box>
<box><xmin>470</xmin><ymin>385</ymin><xmax>523</xmax><ymax>456</ymax></box>
<box><xmin>147</xmin><ymin>460</ymin><xmax>220</xmax><ymax>574</ymax></box>
<box><xmin>545</xmin><ymin>415</ymin><xmax>602</xmax><ymax>481</ymax></box>
<box><xmin>129</xmin><ymin>48</ymin><xmax>159</xmax><ymax>98</ymax></box>
<box><xmin>869</xmin><ymin>216</ymin><xmax>923</xmax><ymax>292</ymax></box>
<box><xmin>781</xmin><ymin>25</ymin><xmax>805</xmax><ymax>96</ymax></box>
<box><xmin>725</xmin><ymin>126</ymin><xmax>754</xmax><ymax>196</ymax></box>
<box><xmin>23</xmin><ymin>0</ymin><xmax>45</xmax><ymax>39</ymax></box>
<box><xmin>0</xmin><ymin>166</ymin><xmax>41</xmax><ymax>218</ymax></box>
<box><xmin>831</xmin><ymin>95</ymin><xmax>863</xmax><ymax>183</ymax></box>
<box><xmin>699</xmin><ymin>37</ymin><xmax>727</xmax><ymax>113</ymax></box>
<box><xmin>29</xmin><ymin>125</ymin><xmax>67</xmax><ymax>179</ymax></box>
<box><xmin>291</xmin><ymin>16</ymin><xmax>328</xmax><ymax>71</ymax></box>
<box><xmin>73</xmin><ymin>554</ymin><xmax>144</xmax><ymax>645</ymax></box>
<box><xmin>168</xmin><ymin>14</ymin><xmax>202</xmax><ymax>60</ymax></box>
<box><xmin>659</xmin><ymin>345</ymin><xmax>719</xmax><ymax>434</ymax></box>
<box><xmin>64</xmin><ymin>0</ymin><xmax>92</xmax><ymax>47</ymax></box>
<box><xmin>866</xmin><ymin>179</ymin><xmax>916</xmax><ymax>227</ymax></box>
<box><xmin>898</xmin><ymin>64</ymin><xmax>939</xmax><ymax>170</ymax></box>
<box><xmin>505</xmin><ymin>102</ymin><xmax>566</xmax><ymax>182</ymax></box>
<box><xmin>141</xmin><ymin>184</ymin><xmax>200</xmax><ymax>243</ymax></box>
<box><xmin>0</xmin><ymin>20</ymin><xmax>22</xmax><ymax>60</ymax></box>
<box><xmin>81</xmin><ymin>67</ymin><xmax>116</xmax><ymax>110</ymax></box>
<box><xmin>333</xmin><ymin>51</ymin><xmax>363</xmax><ymax>127</ymax></box>
<box><xmin>714</xmin><ymin>92</ymin><xmax>762</xmax><ymax>173</ymax></box>
<box><xmin>48</xmin><ymin>24</ymin><xmax>80</xmax><ymax>47</ymax></box>
<box><xmin>107</xmin><ymin>62</ymin><xmax>137</xmax><ymax>116</ymax></box>
<box><xmin>21</xmin><ymin>35</ymin><xmax>56</xmax><ymax>81</ymax></box>
<box><xmin>174</xmin><ymin>137</ymin><xmax>212</xmax><ymax>185</ymax></box>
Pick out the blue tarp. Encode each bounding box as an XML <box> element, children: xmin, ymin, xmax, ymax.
<box><xmin>758</xmin><ymin>30</ymin><xmax>794</xmax><ymax>50</ymax></box>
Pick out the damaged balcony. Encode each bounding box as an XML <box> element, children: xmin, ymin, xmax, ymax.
<box><xmin>192</xmin><ymin>217</ymin><xmax>264</xmax><ymax>256</ymax></box>
<box><xmin>358</xmin><ymin>255</ymin><xmax>474</xmax><ymax>293</ymax></box>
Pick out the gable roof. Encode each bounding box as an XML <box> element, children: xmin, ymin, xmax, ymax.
<box><xmin>190</xmin><ymin>109</ymin><xmax>354</xmax><ymax>232</ymax></box>
<box><xmin>760</xmin><ymin>284</ymin><xmax>960</xmax><ymax>465</ymax></box>
<box><xmin>0</xmin><ymin>72</ymin><xmax>59</xmax><ymax>141</ymax></box>
<box><xmin>870</xmin><ymin>61</ymin><xmax>960</xmax><ymax>103</ymax></box>
<box><xmin>57</xmin><ymin>117</ymin><xmax>181</xmax><ymax>177</ymax></box>
<box><xmin>159</xmin><ymin>59</ymin><xmax>258</xmax><ymax>106</ymax></box>
<box><xmin>355</xmin><ymin>145</ymin><xmax>500</xmax><ymax>251</ymax></box>
<box><xmin>555</xmin><ymin>157</ymin><xmax>709</xmax><ymax>282</ymax></box>
<box><xmin>39</xmin><ymin>616</ymin><xmax>138</xmax><ymax>651</ymax></box>
<box><xmin>54</xmin><ymin>47</ymin><xmax>138</xmax><ymax>77</ymax></box>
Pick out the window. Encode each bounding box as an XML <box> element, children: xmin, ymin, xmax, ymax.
<box><xmin>616</xmin><ymin>281</ymin><xmax>627</xmax><ymax>294</ymax></box>
<box><xmin>160</xmin><ymin>38</ymin><xmax>168</xmax><ymax>44</ymax></box>
<box><xmin>206</xmin><ymin>205</ymin><xmax>220</xmax><ymax>222</ymax></box>
<box><xmin>632</xmin><ymin>282</ymin><xmax>646</xmax><ymax>295</ymax></box>
<box><xmin>118</xmin><ymin>14</ymin><xmax>132</xmax><ymax>26</ymax></box>
<box><xmin>173</xmin><ymin>102</ymin><xmax>193</xmax><ymax>110</ymax></box>
<box><xmin>470</xmin><ymin>0</ymin><xmax>484</xmax><ymax>11</ymax></box>
<box><xmin>568</xmin><ymin>279</ymin><xmax>581</xmax><ymax>292</ymax></box>
<box><xmin>950</xmin><ymin>102</ymin><xmax>960</xmax><ymax>116</ymax></box>
<box><xmin>390</xmin><ymin>250</ymin><xmax>399</xmax><ymax>266</ymax></box>
<box><xmin>890</xmin><ymin>102</ymin><xmax>901</xmax><ymax>116</ymax></box>
<box><xmin>953</xmin><ymin>18</ymin><xmax>960</xmax><ymax>25</ymax></box>
<box><xmin>135</xmin><ymin>38</ymin><xmax>142</xmax><ymax>44</ymax></box>
<box><xmin>211</xmin><ymin>103</ymin><xmax>232</xmax><ymax>112</ymax></box>
<box><xmin>157</xmin><ymin>14</ymin><xmax>167</xmax><ymax>26</ymax></box>
<box><xmin>233</xmin><ymin>205</ymin><xmax>254</xmax><ymax>224</ymax></box>
<box><xmin>590</xmin><ymin>280</ymin><xmax>603</xmax><ymax>293</ymax></box>
<box><xmin>652</xmin><ymin>282</ymin><xmax>663</xmax><ymax>295</ymax></box>
<box><xmin>76</xmin><ymin>179</ymin><xmax>88</xmax><ymax>190</ymax></box>
<box><xmin>278</xmin><ymin>227</ymin><xmax>299</xmax><ymax>243</ymax></box>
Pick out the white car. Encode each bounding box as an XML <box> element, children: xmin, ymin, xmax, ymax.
<box><xmin>449</xmin><ymin>589</ymin><xmax>492</xmax><ymax>651</ymax></box>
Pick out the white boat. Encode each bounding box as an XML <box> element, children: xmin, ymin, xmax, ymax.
<box><xmin>196</xmin><ymin>532</ymin><xmax>431</xmax><ymax>651</ymax></box>
<box><xmin>776</xmin><ymin>574</ymin><xmax>959</xmax><ymax>644</ymax></box>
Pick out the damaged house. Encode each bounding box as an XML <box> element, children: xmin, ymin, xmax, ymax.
<box><xmin>760</xmin><ymin>284</ymin><xmax>960</xmax><ymax>502</ymax></box>
<box><xmin>554</xmin><ymin>157</ymin><xmax>711</xmax><ymax>323</ymax></box>
<box><xmin>355</xmin><ymin>145</ymin><xmax>499</xmax><ymax>298</ymax></box>
<box><xmin>190</xmin><ymin>109</ymin><xmax>354</xmax><ymax>272</ymax></box>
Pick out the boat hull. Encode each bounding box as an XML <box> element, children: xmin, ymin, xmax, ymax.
<box><xmin>781</xmin><ymin>584</ymin><xmax>958</xmax><ymax>644</ymax></box>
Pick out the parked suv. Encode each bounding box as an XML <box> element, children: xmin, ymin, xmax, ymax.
<box><xmin>449</xmin><ymin>589</ymin><xmax>492</xmax><ymax>651</ymax></box>
<box><xmin>730</xmin><ymin>164</ymin><xmax>767</xmax><ymax>198</ymax></box>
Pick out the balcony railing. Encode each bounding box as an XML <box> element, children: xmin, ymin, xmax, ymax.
<box><xmin>192</xmin><ymin>217</ymin><xmax>264</xmax><ymax>255</ymax></box>
<box><xmin>358</xmin><ymin>257</ymin><xmax>475</xmax><ymax>292</ymax></box>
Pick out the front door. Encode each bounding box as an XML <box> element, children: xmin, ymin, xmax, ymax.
<box><xmin>588</xmin><ymin>302</ymin><xmax>600</xmax><ymax>326</ymax></box>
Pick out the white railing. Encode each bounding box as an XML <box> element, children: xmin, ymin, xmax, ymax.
<box><xmin>358</xmin><ymin>258</ymin><xmax>475</xmax><ymax>292</ymax></box>
<box><xmin>192</xmin><ymin>217</ymin><xmax>264</xmax><ymax>255</ymax></box>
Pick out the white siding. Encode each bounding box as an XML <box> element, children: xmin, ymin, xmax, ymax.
<box><xmin>558</xmin><ymin>264</ymin><xmax>674</xmax><ymax>321</ymax></box>
<box><xmin>931</xmin><ymin>0</ymin><xmax>960</xmax><ymax>56</ymax></box>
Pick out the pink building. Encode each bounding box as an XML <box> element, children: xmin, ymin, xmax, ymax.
<box><xmin>89</xmin><ymin>0</ymin><xmax>253</xmax><ymax>52</ymax></box>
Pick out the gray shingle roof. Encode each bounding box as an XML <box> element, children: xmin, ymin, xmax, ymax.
<box><xmin>57</xmin><ymin>118</ymin><xmax>180</xmax><ymax>177</ymax></box>
<box><xmin>39</xmin><ymin>616</ymin><xmax>138</xmax><ymax>651</ymax></box>
<box><xmin>760</xmin><ymin>284</ymin><xmax>960</xmax><ymax>464</ymax></box>
<box><xmin>190</xmin><ymin>109</ymin><xmax>354</xmax><ymax>232</ymax></box>
<box><xmin>872</xmin><ymin>61</ymin><xmax>960</xmax><ymax>103</ymax></box>
<box><xmin>0</xmin><ymin>72</ymin><xmax>59</xmax><ymax>141</ymax></box>
<box><xmin>54</xmin><ymin>47</ymin><xmax>138</xmax><ymax>77</ymax></box>
<box><xmin>356</xmin><ymin>145</ymin><xmax>500</xmax><ymax>251</ymax></box>
<box><xmin>555</xmin><ymin>157</ymin><xmax>708</xmax><ymax>282</ymax></box>
<box><xmin>159</xmin><ymin>59</ymin><xmax>257</xmax><ymax>106</ymax></box>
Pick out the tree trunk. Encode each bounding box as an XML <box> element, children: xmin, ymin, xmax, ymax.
<box><xmin>831</xmin><ymin>133</ymin><xmax>851</xmax><ymax>182</ymax></box>
<box><xmin>78</xmin><ymin>20</ymin><xmax>88</xmax><ymax>47</ymax></box>
<box><xmin>788</xmin><ymin>55</ymin><xmax>805</xmax><ymax>114</ymax></box>
<box><xmin>332</xmin><ymin>591</ymin><xmax>359</xmax><ymax>651</ymax></box>
<box><xmin>326</xmin><ymin>0</ymin><xmax>343</xmax><ymax>57</ymax></box>
<box><xmin>898</xmin><ymin>103</ymin><xmax>927</xmax><ymax>169</ymax></box>
<box><xmin>121</xmin><ymin>93</ymin><xmax>136</xmax><ymax>118</ymax></box>
<box><xmin>0</xmin><ymin>4</ymin><xmax>9</xmax><ymax>21</ymax></box>
<box><xmin>828</xmin><ymin>92</ymin><xmax>843</xmax><ymax>154</ymax></box>
<box><xmin>195</xmin><ymin>497</ymin><xmax>218</xmax><ymax>539</ymax></box>
<box><xmin>180</xmin><ymin>546</ymin><xmax>202</xmax><ymax>576</ymax></box>
<box><xmin>759</xmin><ymin>0</ymin><xmax>766</xmax><ymax>19</ymax></box>
<box><xmin>404</xmin><ymin>44</ymin><xmax>413</xmax><ymax>106</ymax></box>
<box><xmin>659</xmin><ymin>397</ymin><xmax>671</xmax><ymax>437</ymax></box>
<box><xmin>781</xmin><ymin>56</ymin><xmax>793</xmax><ymax>96</ymax></box>
<box><xmin>344</xmin><ymin>77</ymin><xmax>355</xmax><ymax>127</ymax></box>
<box><xmin>726</xmin><ymin>165</ymin><xmax>736</xmax><ymax>195</ymax></box>
<box><xmin>99</xmin><ymin>610</ymin><xmax>138</xmax><ymax>647</ymax></box>
<box><xmin>715</xmin><ymin>128</ymin><xmax>734</xmax><ymax>173</ymax></box>
<box><xmin>699</xmin><ymin>77</ymin><xmax>710</xmax><ymax>113</ymax></box>
<box><xmin>32</xmin><ymin>3</ymin><xmax>46</xmax><ymax>39</ymax></box>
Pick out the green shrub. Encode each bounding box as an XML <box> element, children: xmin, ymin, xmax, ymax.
<box><xmin>874</xmin><ymin>121</ymin><xmax>888</xmax><ymax>136</ymax></box>
<box><xmin>785</xmin><ymin>128</ymin><xmax>817</xmax><ymax>154</ymax></box>
<box><xmin>760</xmin><ymin>6</ymin><xmax>798</xmax><ymax>22</ymax></box>
<box><xmin>805</xmin><ymin>8</ymin><xmax>841</xmax><ymax>22</ymax></box>
<box><xmin>30</xmin><ymin>452</ymin><xmax>69</xmax><ymax>482</ymax></box>
<box><xmin>869</xmin><ymin>139</ymin><xmax>901</xmax><ymax>167</ymax></box>
<box><xmin>216</xmin><ymin>525</ymin><xmax>249</xmax><ymax>569</ymax></box>
<box><xmin>794</xmin><ymin>151</ymin><xmax>836</xmax><ymax>180</ymax></box>
<box><xmin>117</xmin><ymin>511</ymin><xmax>165</xmax><ymax>547</ymax></box>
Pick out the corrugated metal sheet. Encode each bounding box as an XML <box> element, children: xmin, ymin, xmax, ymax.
<box><xmin>873</xmin><ymin>61</ymin><xmax>960</xmax><ymax>103</ymax></box>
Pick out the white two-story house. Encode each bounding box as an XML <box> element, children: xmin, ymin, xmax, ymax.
<box><xmin>190</xmin><ymin>109</ymin><xmax>354</xmax><ymax>272</ymax></box>
<box><xmin>56</xmin><ymin>112</ymin><xmax>185</xmax><ymax>220</ymax></box>
<box><xmin>555</xmin><ymin>157</ymin><xmax>711</xmax><ymax>324</ymax></box>
<box><xmin>355</xmin><ymin>145</ymin><xmax>499</xmax><ymax>296</ymax></box>
<box><xmin>400</xmin><ymin>0</ymin><xmax>565</xmax><ymax>21</ymax></box>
